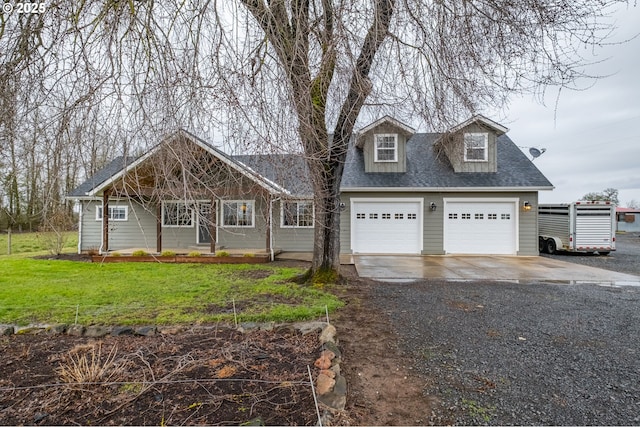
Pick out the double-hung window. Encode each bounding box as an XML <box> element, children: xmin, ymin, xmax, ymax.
<box><xmin>162</xmin><ymin>202</ymin><xmax>193</xmax><ymax>227</ymax></box>
<box><xmin>96</xmin><ymin>205</ymin><xmax>128</xmax><ymax>221</ymax></box>
<box><xmin>282</xmin><ymin>201</ymin><xmax>314</xmax><ymax>228</ymax></box>
<box><xmin>464</xmin><ymin>133</ymin><xmax>488</xmax><ymax>161</ymax></box>
<box><xmin>374</xmin><ymin>134</ymin><xmax>398</xmax><ymax>162</ymax></box>
<box><xmin>222</xmin><ymin>201</ymin><xmax>254</xmax><ymax>227</ymax></box>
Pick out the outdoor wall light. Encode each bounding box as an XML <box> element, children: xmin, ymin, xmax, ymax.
<box><xmin>523</xmin><ymin>201</ymin><xmax>532</xmax><ymax>211</ymax></box>
<box><xmin>429</xmin><ymin>202</ymin><xmax>437</xmax><ymax>211</ymax></box>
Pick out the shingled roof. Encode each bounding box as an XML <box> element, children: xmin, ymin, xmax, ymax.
<box><xmin>341</xmin><ymin>133</ymin><xmax>553</xmax><ymax>190</ymax></box>
<box><xmin>69</xmin><ymin>128</ymin><xmax>552</xmax><ymax>199</ymax></box>
<box><xmin>67</xmin><ymin>157</ymin><xmax>134</xmax><ymax>198</ymax></box>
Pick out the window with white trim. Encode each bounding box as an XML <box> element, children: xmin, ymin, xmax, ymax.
<box><xmin>282</xmin><ymin>201</ymin><xmax>314</xmax><ymax>228</ymax></box>
<box><xmin>96</xmin><ymin>205</ymin><xmax>128</xmax><ymax>221</ymax></box>
<box><xmin>374</xmin><ymin>134</ymin><xmax>398</xmax><ymax>162</ymax></box>
<box><xmin>222</xmin><ymin>201</ymin><xmax>254</xmax><ymax>227</ymax></box>
<box><xmin>464</xmin><ymin>133</ymin><xmax>488</xmax><ymax>161</ymax></box>
<box><xmin>162</xmin><ymin>202</ymin><xmax>193</xmax><ymax>227</ymax></box>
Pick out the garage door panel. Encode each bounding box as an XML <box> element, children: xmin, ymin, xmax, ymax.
<box><xmin>352</xmin><ymin>201</ymin><xmax>421</xmax><ymax>254</ymax></box>
<box><xmin>445</xmin><ymin>201</ymin><xmax>516</xmax><ymax>254</ymax></box>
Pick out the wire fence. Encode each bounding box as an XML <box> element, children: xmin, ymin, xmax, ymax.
<box><xmin>0</xmin><ymin>301</ymin><xmax>335</xmax><ymax>327</ymax></box>
<box><xmin>0</xmin><ymin>370</ymin><xmax>325</xmax><ymax>426</ymax></box>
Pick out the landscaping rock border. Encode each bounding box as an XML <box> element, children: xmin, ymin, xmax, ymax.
<box><xmin>2</xmin><ymin>320</ymin><xmax>348</xmax><ymax>424</ymax></box>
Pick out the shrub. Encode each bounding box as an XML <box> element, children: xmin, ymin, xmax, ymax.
<box><xmin>161</xmin><ymin>250</ymin><xmax>176</xmax><ymax>257</ymax></box>
<box><xmin>87</xmin><ymin>247</ymin><xmax>99</xmax><ymax>256</ymax></box>
<box><xmin>243</xmin><ymin>253</ymin><xmax>255</xmax><ymax>258</ymax></box>
<box><xmin>110</xmin><ymin>252</ymin><xmax>122</xmax><ymax>257</ymax></box>
<box><xmin>131</xmin><ymin>250</ymin><xmax>149</xmax><ymax>257</ymax></box>
<box><xmin>187</xmin><ymin>251</ymin><xmax>202</xmax><ymax>257</ymax></box>
<box><xmin>216</xmin><ymin>250</ymin><xmax>230</xmax><ymax>257</ymax></box>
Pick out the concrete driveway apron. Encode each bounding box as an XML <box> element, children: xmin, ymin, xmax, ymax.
<box><xmin>353</xmin><ymin>255</ymin><xmax>640</xmax><ymax>285</ymax></box>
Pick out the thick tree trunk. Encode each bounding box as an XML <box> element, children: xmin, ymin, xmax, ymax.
<box><xmin>309</xmin><ymin>164</ymin><xmax>344</xmax><ymax>282</ymax></box>
<box><xmin>242</xmin><ymin>0</ymin><xmax>395</xmax><ymax>283</ymax></box>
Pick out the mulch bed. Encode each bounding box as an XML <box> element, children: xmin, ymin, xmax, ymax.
<box><xmin>0</xmin><ymin>328</ymin><xmax>319</xmax><ymax>426</ymax></box>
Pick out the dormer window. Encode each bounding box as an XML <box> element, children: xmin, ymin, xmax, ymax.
<box><xmin>464</xmin><ymin>133</ymin><xmax>488</xmax><ymax>162</ymax></box>
<box><xmin>374</xmin><ymin>134</ymin><xmax>398</xmax><ymax>162</ymax></box>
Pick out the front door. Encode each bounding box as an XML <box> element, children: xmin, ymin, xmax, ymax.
<box><xmin>197</xmin><ymin>202</ymin><xmax>213</xmax><ymax>244</ymax></box>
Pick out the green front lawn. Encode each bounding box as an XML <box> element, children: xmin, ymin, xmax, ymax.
<box><xmin>0</xmin><ymin>230</ymin><xmax>78</xmax><ymax>256</ymax></box>
<box><xmin>0</xmin><ymin>256</ymin><xmax>343</xmax><ymax>326</ymax></box>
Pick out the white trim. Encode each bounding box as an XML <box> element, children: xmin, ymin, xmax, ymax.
<box><xmin>443</xmin><ymin>197</ymin><xmax>519</xmax><ymax>255</ymax></box>
<box><xmin>161</xmin><ymin>201</ymin><xmax>195</xmax><ymax>228</ymax></box>
<box><xmin>350</xmin><ymin>197</ymin><xmax>424</xmax><ymax>254</ymax></box>
<box><xmin>220</xmin><ymin>200</ymin><xmax>256</xmax><ymax>228</ymax></box>
<box><xmin>77</xmin><ymin>201</ymin><xmax>83</xmax><ymax>254</ymax></box>
<box><xmin>448</xmin><ymin>115</ymin><xmax>509</xmax><ymax>135</ymax></box>
<box><xmin>96</xmin><ymin>205</ymin><xmax>129</xmax><ymax>221</ymax></box>
<box><xmin>280</xmin><ymin>200</ymin><xmax>315</xmax><ymax>228</ymax></box>
<box><xmin>374</xmin><ymin>134</ymin><xmax>398</xmax><ymax>163</ymax></box>
<box><xmin>464</xmin><ymin>132</ymin><xmax>489</xmax><ymax>162</ymax></box>
<box><xmin>358</xmin><ymin>115</ymin><xmax>415</xmax><ymax>136</ymax></box>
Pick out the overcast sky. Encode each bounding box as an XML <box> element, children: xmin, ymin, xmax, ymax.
<box><xmin>499</xmin><ymin>3</ymin><xmax>640</xmax><ymax>206</ymax></box>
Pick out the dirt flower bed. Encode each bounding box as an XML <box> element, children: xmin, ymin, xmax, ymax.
<box><xmin>0</xmin><ymin>328</ymin><xmax>320</xmax><ymax>426</ymax></box>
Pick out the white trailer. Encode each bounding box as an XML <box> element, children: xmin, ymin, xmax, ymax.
<box><xmin>538</xmin><ymin>201</ymin><xmax>616</xmax><ymax>255</ymax></box>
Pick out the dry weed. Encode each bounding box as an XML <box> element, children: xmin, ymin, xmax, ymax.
<box><xmin>57</xmin><ymin>343</ymin><xmax>125</xmax><ymax>385</ymax></box>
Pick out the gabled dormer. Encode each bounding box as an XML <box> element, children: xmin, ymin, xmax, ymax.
<box><xmin>437</xmin><ymin>115</ymin><xmax>509</xmax><ymax>173</ymax></box>
<box><xmin>356</xmin><ymin>116</ymin><xmax>415</xmax><ymax>173</ymax></box>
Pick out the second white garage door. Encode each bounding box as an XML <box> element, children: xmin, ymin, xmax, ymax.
<box><xmin>351</xmin><ymin>200</ymin><xmax>422</xmax><ymax>254</ymax></box>
<box><xmin>444</xmin><ymin>200</ymin><xmax>517</xmax><ymax>254</ymax></box>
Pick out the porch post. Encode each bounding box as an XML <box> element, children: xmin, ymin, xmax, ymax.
<box><xmin>102</xmin><ymin>189</ymin><xmax>110</xmax><ymax>253</ymax></box>
<box><xmin>156</xmin><ymin>203</ymin><xmax>162</xmax><ymax>253</ymax></box>
<box><xmin>210</xmin><ymin>199</ymin><xmax>216</xmax><ymax>254</ymax></box>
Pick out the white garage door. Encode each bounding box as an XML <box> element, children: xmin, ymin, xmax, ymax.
<box><xmin>352</xmin><ymin>200</ymin><xmax>422</xmax><ymax>254</ymax></box>
<box><xmin>444</xmin><ymin>201</ymin><xmax>517</xmax><ymax>254</ymax></box>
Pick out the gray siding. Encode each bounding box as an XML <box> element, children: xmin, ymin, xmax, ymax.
<box><xmin>361</xmin><ymin>123</ymin><xmax>408</xmax><ymax>173</ymax></box>
<box><xmin>340</xmin><ymin>191</ymin><xmax>539</xmax><ymax>255</ymax></box>
<box><xmin>80</xmin><ymin>199</ymin><xmax>157</xmax><ymax>252</ymax></box>
<box><xmin>445</xmin><ymin>123</ymin><xmax>498</xmax><ymax>173</ymax></box>
<box><xmin>211</xmin><ymin>197</ymin><xmax>268</xmax><ymax>250</ymax></box>
<box><xmin>79</xmin><ymin>197</ymin><xmax>316</xmax><ymax>253</ymax></box>
<box><xmin>271</xmin><ymin>200</ymin><xmax>314</xmax><ymax>252</ymax></box>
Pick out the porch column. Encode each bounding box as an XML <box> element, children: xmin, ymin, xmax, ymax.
<box><xmin>102</xmin><ymin>189</ymin><xmax>110</xmax><ymax>253</ymax></box>
<box><xmin>210</xmin><ymin>199</ymin><xmax>216</xmax><ymax>254</ymax></box>
<box><xmin>156</xmin><ymin>203</ymin><xmax>162</xmax><ymax>253</ymax></box>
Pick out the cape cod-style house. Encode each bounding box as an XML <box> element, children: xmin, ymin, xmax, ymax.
<box><xmin>68</xmin><ymin>115</ymin><xmax>553</xmax><ymax>257</ymax></box>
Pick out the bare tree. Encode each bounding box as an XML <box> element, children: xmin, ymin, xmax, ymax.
<box><xmin>581</xmin><ymin>188</ymin><xmax>620</xmax><ymax>205</ymax></box>
<box><xmin>0</xmin><ymin>1</ymin><xmax>632</xmax><ymax>281</ymax></box>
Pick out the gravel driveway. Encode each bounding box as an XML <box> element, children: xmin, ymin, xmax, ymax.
<box><xmin>370</xmin><ymin>234</ymin><xmax>640</xmax><ymax>425</ymax></box>
<box><xmin>541</xmin><ymin>232</ymin><xmax>640</xmax><ymax>277</ymax></box>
